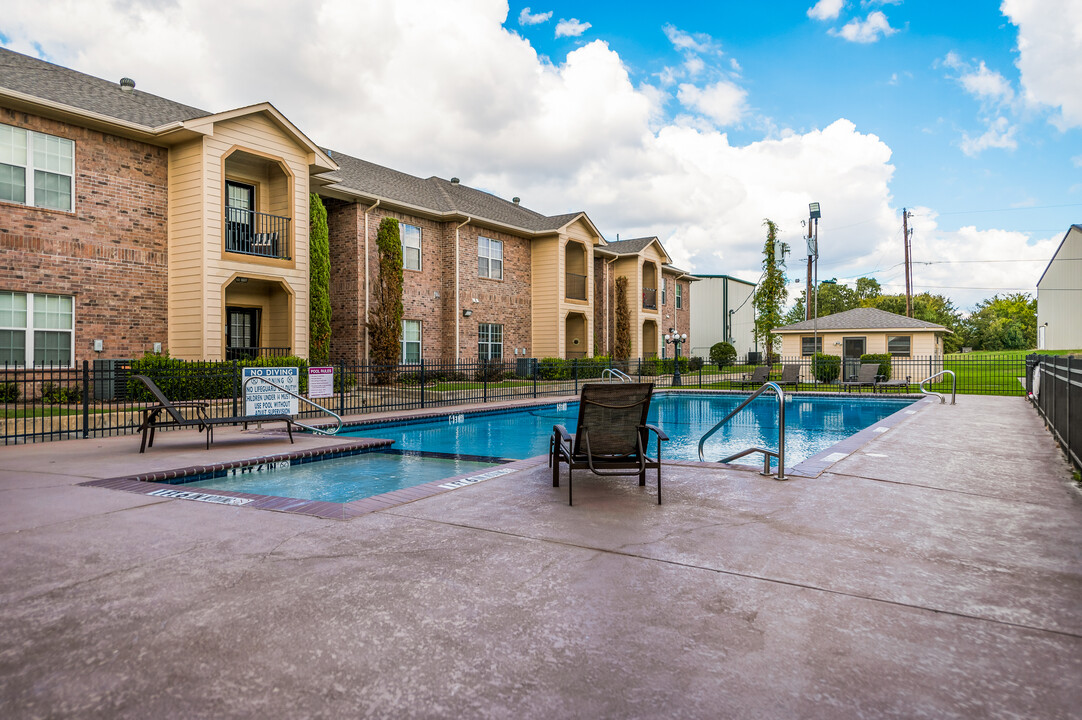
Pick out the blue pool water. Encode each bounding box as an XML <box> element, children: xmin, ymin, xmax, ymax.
<box><xmin>343</xmin><ymin>393</ymin><xmax>916</xmax><ymax>466</ymax></box>
<box><xmin>178</xmin><ymin>393</ymin><xmax>915</xmax><ymax>503</ymax></box>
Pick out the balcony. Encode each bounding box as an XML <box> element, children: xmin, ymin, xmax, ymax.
<box><xmin>642</xmin><ymin>287</ymin><xmax>657</xmax><ymax>310</ymax></box>
<box><xmin>225</xmin><ymin>345</ymin><xmax>292</xmax><ymax>361</ymax></box>
<box><xmin>565</xmin><ymin>272</ymin><xmax>587</xmax><ymax>300</ymax></box>
<box><xmin>225</xmin><ymin>207</ymin><xmax>291</xmax><ymax>260</ymax></box>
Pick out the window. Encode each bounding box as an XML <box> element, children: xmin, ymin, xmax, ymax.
<box><xmin>401</xmin><ymin>320</ymin><xmax>421</xmax><ymax>363</ymax></box>
<box><xmin>660</xmin><ymin>277</ymin><xmax>666</xmax><ymax>305</ymax></box>
<box><xmin>478</xmin><ymin>323</ymin><xmax>503</xmax><ymax>360</ymax></box>
<box><xmin>0</xmin><ymin>291</ymin><xmax>73</xmax><ymax>366</ymax></box>
<box><xmin>478</xmin><ymin>236</ymin><xmax>503</xmax><ymax>279</ymax></box>
<box><xmin>675</xmin><ymin>282</ymin><xmax>683</xmax><ymax>309</ymax></box>
<box><xmin>801</xmin><ymin>336</ymin><xmax>823</xmax><ymax>356</ymax></box>
<box><xmin>0</xmin><ymin>123</ymin><xmax>74</xmax><ymax>211</ymax></box>
<box><xmin>887</xmin><ymin>335</ymin><xmax>911</xmax><ymax>357</ymax></box>
<box><xmin>401</xmin><ymin>223</ymin><xmax>421</xmax><ymax>270</ymax></box>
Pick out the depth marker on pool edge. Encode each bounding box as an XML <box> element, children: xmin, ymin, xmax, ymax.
<box><xmin>439</xmin><ymin>467</ymin><xmax>517</xmax><ymax>490</ymax></box>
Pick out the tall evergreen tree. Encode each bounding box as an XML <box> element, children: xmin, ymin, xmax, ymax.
<box><xmin>752</xmin><ymin>219</ymin><xmax>787</xmax><ymax>361</ymax></box>
<box><xmin>308</xmin><ymin>193</ymin><xmax>331</xmax><ymax>364</ymax></box>
<box><xmin>614</xmin><ymin>276</ymin><xmax>631</xmax><ymax>361</ymax></box>
<box><xmin>368</xmin><ymin>217</ymin><xmax>404</xmax><ymax>382</ymax></box>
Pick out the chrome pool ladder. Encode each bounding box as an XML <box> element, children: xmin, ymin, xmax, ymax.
<box><xmin>242</xmin><ymin>375</ymin><xmax>343</xmax><ymax>435</ymax></box>
<box><xmin>602</xmin><ymin>367</ymin><xmax>632</xmax><ymax>383</ymax></box>
<box><xmin>919</xmin><ymin>369</ymin><xmax>957</xmax><ymax>405</ymax></box>
<box><xmin>697</xmin><ymin>381</ymin><xmax>786</xmax><ymax>480</ymax></box>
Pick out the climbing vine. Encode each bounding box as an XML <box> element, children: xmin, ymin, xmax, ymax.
<box><xmin>614</xmin><ymin>275</ymin><xmax>631</xmax><ymax>361</ymax></box>
<box><xmin>368</xmin><ymin>217</ymin><xmax>404</xmax><ymax>382</ymax></box>
<box><xmin>308</xmin><ymin>193</ymin><xmax>331</xmax><ymax>364</ymax></box>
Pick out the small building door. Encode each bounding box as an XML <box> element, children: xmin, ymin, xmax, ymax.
<box><xmin>842</xmin><ymin>336</ymin><xmax>866</xmax><ymax>381</ymax></box>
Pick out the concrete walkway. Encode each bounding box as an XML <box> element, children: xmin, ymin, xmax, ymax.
<box><xmin>0</xmin><ymin>395</ymin><xmax>1079</xmax><ymax>718</ymax></box>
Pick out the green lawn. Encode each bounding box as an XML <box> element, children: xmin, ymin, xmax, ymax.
<box><xmin>429</xmin><ymin>380</ymin><xmax>535</xmax><ymax>392</ymax></box>
<box><xmin>1</xmin><ymin>406</ymin><xmax>112</xmax><ymax>419</ymax></box>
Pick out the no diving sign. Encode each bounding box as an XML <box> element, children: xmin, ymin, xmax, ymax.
<box><xmin>243</xmin><ymin>366</ymin><xmax>299</xmax><ymax>416</ymax></box>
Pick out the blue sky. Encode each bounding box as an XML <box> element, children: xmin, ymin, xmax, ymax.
<box><xmin>2</xmin><ymin>0</ymin><xmax>1079</xmax><ymax>309</ymax></box>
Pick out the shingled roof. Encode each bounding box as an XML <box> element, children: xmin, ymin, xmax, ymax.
<box><xmin>0</xmin><ymin>47</ymin><xmax>208</xmax><ymax>127</ymax></box>
<box><xmin>605</xmin><ymin>237</ymin><xmax>657</xmax><ymax>255</ymax></box>
<box><xmin>774</xmin><ymin>307</ymin><xmax>948</xmax><ymax>332</ymax></box>
<box><xmin>324</xmin><ymin>150</ymin><xmax>587</xmax><ymax>233</ymax></box>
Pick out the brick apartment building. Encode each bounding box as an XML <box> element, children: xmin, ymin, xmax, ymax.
<box><xmin>0</xmin><ymin>47</ymin><xmax>694</xmax><ymax>367</ymax></box>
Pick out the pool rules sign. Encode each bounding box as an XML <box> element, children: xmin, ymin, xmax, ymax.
<box><xmin>243</xmin><ymin>367</ymin><xmax>299</xmax><ymax>416</ymax></box>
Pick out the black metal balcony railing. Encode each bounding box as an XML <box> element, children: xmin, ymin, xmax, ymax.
<box><xmin>565</xmin><ymin>272</ymin><xmax>587</xmax><ymax>300</ymax></box>
<box><xmin>225</xmin><ymin>346</ymin><xmax>292</xmax><ymax>361</ymax></box>
<box><xmin>642</xmin><ymin>287</ymin><xmax>657</xmax><ymax>309</ymax></box>
<box><xmin>225</xmin><ymin>207</ymin><xmax>291</xmax><ymax>260</ymax></box>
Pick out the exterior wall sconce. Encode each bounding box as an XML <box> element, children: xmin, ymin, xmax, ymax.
<box><xmin>462</xmin><ymin>309</ymin><xmax>473</xmax><ymax>317</ymax></box>
<box><xmin>234</xmin><ymin>276</ymin><xmax>248</xmax><ymax>284</ymax></box>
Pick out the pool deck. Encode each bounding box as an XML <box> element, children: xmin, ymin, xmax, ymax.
<box><xmin>1</xmin><ymin>394</ymin><xmax>1080</xmax><ymax>718</ymax></box>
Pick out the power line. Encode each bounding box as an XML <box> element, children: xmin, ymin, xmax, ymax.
<box><xmin>915</xmin><ymin>202</ymin><xmax>1082</xmax><ymax>217</ymax></box>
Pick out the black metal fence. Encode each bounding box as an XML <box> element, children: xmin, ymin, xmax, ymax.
<box><xmin>1</xmin><ymin>353</ymin><xmax>1027</xmax><ymax>445</ymax></box>
<box><xmin>1027</xmin><ymin>354</ymin><xmax>1081</xmax><ymax>474</ymax></box>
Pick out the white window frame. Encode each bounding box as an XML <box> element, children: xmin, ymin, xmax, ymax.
<box><xmin>478</xmin><ymin>236</ymin><xmax>503</xmax><ymax>280</ymax></box>
<box><xmin>478</xmin><ymin>323</ymin><xmax>503</xmax><ymax>360</ymax></box>
<box><xmin>0</xmin><ymin>291</ymin><xmax>75</xmax><ymax>367</ymax></box>
<box><xmin>660</xmin><ymin>277</ymin><xmax>666</xmax><ymax>305</ymax></box>
<box><xmin>675</xmin><ymin>282</ymin><xmax>683</xmax><ymax>309</ymax></box>
<box><xmin>401</xmin><ymin>319</ymin><xmax>421</xmax><ymax>364</ymax></box>
<box><xmin>400</xmin><ymin>223</ymin><xmax>422</xmax><ymax>271</ymax></box>
<box><xmin>0</xmin><ymin>123</ymin><xmax>75</xmax><ymax>212</ymax></box>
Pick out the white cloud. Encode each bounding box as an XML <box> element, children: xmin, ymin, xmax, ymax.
<box><xmin>662</xmin><ymin>24</ymin><xmax>720</xmax><ymax>55</ymax></box>
<box><xmin>677</xmin><ymin>80</ymin><xmax>748</xmax><ymax>126</ymax></box>
<box><xmin>959</xmin><ymin>117</ymin><xmax>1018</xmax><ymax>156</ymax></box>
<box><xmin>0</xmin><ymin>0</ymin><xmax>1037</xmax><ymax>310</ymax></box>
<box><xmin>555</xmin><ymin>18</ymin><xmax>591</xmax><ymax>38</ymax></box>
<box><xmin>1002</xmin><ymin>0</ymin><xmax>1082</xmax><ymax>129</ymax></box>
<box><xmin>944</xmin><ymin>54</ymin><xmax>1014</xmax><ymax>104</ymax></box>
<box><xmin>518</xmin><ymin>7</ymin><xmax>552</xmax><ymax>26</ymax></box>
<box><xmin>808</xmin><ymin>0</ymin><xmax>845</xmax><ymax>21</ymax></box>
<box><xmin>831</xmin><ymin>11</ymin><xmax>897</xmax><ymax>43</ymax></box>
<box><xmin>1072</xmin><ymin>154</ymin><xmax>1082</xmax><ymax>168</ymax></box>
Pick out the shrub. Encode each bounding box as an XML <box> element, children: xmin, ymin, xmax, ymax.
<box><xmin>40</xmin><ymin>382</ymin><xmax>80</xmax><ymax>403</ymax></box>
<box><xmin>710</xmin><ymin>341</ymin><xmax>737</xmax><ymax>368</ymax></box>
<box><xmin>688</xmin><ymin>356</ymin><xmax>704</xmax><ymax>372</ymax></box>
<box><xmin>537</xmin><ymin>357</ymin><xmax>568</xmax><ymax>381</ymax></box>
<box><xmin>127</xmin><ymin>352</ymin><xmax>313</xmax><ymax>401</ymax></box>
<box><xmin>474</xmin><ymin>359</ymin><xmax>508</xmax><ymax>382</ymax></box>
<box><xmin>860</xmin><ymin>353</ymin><xmax>892</xmax><ymax>379</ymax></box>
<box><xmin>0</xmin><ymin>382</ymin><xmax>19</xmax><ymax>402</ymax></box>
<box><xmin>811</xmin><ymin>353</ymin><xmax>840</xmax><ymax>382</ymax></box>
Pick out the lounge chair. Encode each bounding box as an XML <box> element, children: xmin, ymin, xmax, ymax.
<box><xmin>134</xmin><ymin>374</ymin><xmax>295</xmax><ymax>452</ymax></box>
<box><xmin>841</xmin><ymin>363</ymin><xmax>881</xmax><ymax>393</ymax></box>
<box><xmin>875</xmin><ymin>374</ymin><xmax>911</xmax><ymax>392</ymax></box>
<box><xmin>775</xmin><ymin>364</ymin><xmax>800</xmax><ymax>388</ymax></box>
<box><xmin>738</xmin><ymin>365</ymin><xmax>770</xmax><ymax>388</ymax></box>
<box><xmin>549</xmin><ymin>382</ymin><xmax>668</xmax><ymax>505</ymax></box>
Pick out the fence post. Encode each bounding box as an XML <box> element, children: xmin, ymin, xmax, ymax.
<box><xmin>483</xmin><ymin>360</ymin><xmax>488</xmax><ymax>404</ymax></box>
<box><xmin>232</xmin><ymin>360</ymin><xmax>239</xmax><ymax>418</ymax></box>
<box><xmin>338</xmin><ymin>363</ymin><xmax>346</xmax><ymax>416</ymax></box>
<box><xmin>533</xmin><ymin>360</ymin><xmax>538</xmax><ymax>399</ymax></box>
<box><xmin>574</xmin><ymin>359</ymin><xmax>579</xmax><ymax>394</ymax></box>
<box><xmin>421</xmin><ymin>359</ymin><xmax>426</xmax><ymax>409</ymax></box>
<box><xmin>82</xmin><ymin>360</ymin><xmax>90</xmax><ymax>439</ymax></box>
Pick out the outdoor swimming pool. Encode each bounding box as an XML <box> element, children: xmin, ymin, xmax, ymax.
<box><xmin>176</xmin><ymin>393</ymin><xmax>916</xmax><ymax>503</ymax></box>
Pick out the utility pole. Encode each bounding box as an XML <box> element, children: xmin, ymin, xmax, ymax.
<box><xmin>902</xmin><ymin>208</ymin><xmax>913</xmax><ymax>318</ymax></box>
<box><xmin>805</xmin><ymin>245</ymin><xmax>813</xmax><ymax>321</ymax></box>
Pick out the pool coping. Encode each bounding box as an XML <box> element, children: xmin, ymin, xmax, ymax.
<box><xmin>79</xmin><ymin>391</ymin><xmax>933</xmax><ymax>519</ymax></box>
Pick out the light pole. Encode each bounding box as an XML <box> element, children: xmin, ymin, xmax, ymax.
<box><xmin>808</xmin><ymin>202</ymin><xmax>821</xmax><ymax>381</ymax></box>
<box><xmin>664</xmin><ymin>328</ymin><xmax>687</xmax><ymax>386</ymax></box>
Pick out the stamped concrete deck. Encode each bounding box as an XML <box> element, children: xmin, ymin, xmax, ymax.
<box><xmin>0</xmin><ymin>395</ymin><xmax>1079</xmax><ymax>718</ymax></box>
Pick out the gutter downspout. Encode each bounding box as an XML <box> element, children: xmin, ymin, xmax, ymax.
<box><xmin>363</xmin><ymin>199</ymin><xmax>380</xmax><ymax>361</ymax></box>
<box><xmin>455</xmin><ymin>217</ymin><xmax>471</xmax><ymax>361</ymax></box>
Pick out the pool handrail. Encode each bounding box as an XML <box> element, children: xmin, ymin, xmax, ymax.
<box><xmin>697</xmin><ymin>381</ymin><xmax>786</xmax><ymax>480</ymax></box>
<box><xmin>242</xmin><ymin>375</ymin><xmax>343</xmax><ymax>436</ymax></box>
<box><xmin>918</xmin><ymin>369</ymin><xmax>956</xmax><ymax>405</ymax></box>
<box><xmin>602</xmin><ymin>367</ymin><xmax>632</xmax><ymax>383</ymax></box>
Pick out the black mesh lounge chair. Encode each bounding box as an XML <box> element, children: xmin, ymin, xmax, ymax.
<box><xmin>875</xmin><ymin>374</ymin><xmax>911</xmax><ymax>392</ymax></box>
<box><xmin>134</xmin><ymin>374</ymin><xmax>295</xmax><ymax>452</ymax></box>
<box><xmin>738</xmin><ymin>365</ymin><xmax>770</xmax><ymax>388</ymax></box>
<box><xmin>776</xmin><ymin>364</ymin><xmax>800</xmax><ymax>387</ymax></box>
<box><xmin>842</xmin><ymin>363</ymin><xmax>881</xmax><ymax>393</ymax></box>
<box><xmin>549</xmin><ymin>382</ymin><xmax>668</xmax><ymax>505</ymax></box>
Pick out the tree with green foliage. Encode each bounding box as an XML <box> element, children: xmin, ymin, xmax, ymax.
<box><xmin>860</xmin><ymin>292</ymin><xmax>965</xmax><ymax>352</ymax></box>
<box><xmin>783</xmin><ymin>280</ymin><xmax>859</xmax><ymax>325</ymax></box>
<box><xmin>854</xmin><ymin>276</ymin><xmax>881</xmax><ymax>302</ymax></box>
<box><xmin>308</xmin><ymin>193</ymin><xmax>331</xmax><ymax>364</ymax></box>
<box><xmin>614</xmin><ymin>276</ymin><xmax>631</xmax><ymax>361</ymax></box>
<box><xmin>961</xmin><ymin>292</ymin><xmax>1037</xmax><ymax>351</ymax></box>
<box><xmin>368</xmin><ymin>217</ymin><xmax>404</xmax><ymax>381</ymax></box>
<box><xmin>752</xmin><ymin>219</ymin><xmax>787</xmax><ymax>362</ymax></box>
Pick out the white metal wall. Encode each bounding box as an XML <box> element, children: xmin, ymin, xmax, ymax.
<box><xmin>689</xmin><ymin>276</ymin><xmax>757</xmax><ymax>359</ymax></box>
<box><xmin>1037</xmin><ymin>227</ymin><xmax>1082</xmax><ymax>351</ymax></box>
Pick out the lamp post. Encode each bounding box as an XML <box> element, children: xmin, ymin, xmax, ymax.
<box><xmin>664</xmin><ymin>328</ymin><xmax>687</xmax><ymax>386</ymax></box>
<box><xmin>808</xmin><ymin>202</ymin><xmax>821</xmax><ymax>382</ymax></box>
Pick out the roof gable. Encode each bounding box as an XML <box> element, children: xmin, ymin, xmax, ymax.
<box><xmin>1037</xmin><ymin>224</ymin><xmax>1082</xmax><ymax>288</ymax></box>
<box><xmin>606</xmin><ymin>236</ymin><xmax>673</xmax><ymax>264</ymax></box>
<box><xmin>773</xmin><ymin>307</ymin><xmax>948</xmax><ymax>333</ymax></box>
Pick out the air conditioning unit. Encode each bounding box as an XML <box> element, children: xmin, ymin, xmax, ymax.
<box><xmin>93</xmin><ymin>359</ymin><xmax>131</xmax><ymax>401</ymax></box>
<box><xmin>516</xmin><ymin>358</ymin><xmax>538</xmax><ymax>378</ymax></box>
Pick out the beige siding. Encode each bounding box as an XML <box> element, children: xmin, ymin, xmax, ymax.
<box><xmin>613</xmin><ymin>256</ymin><xmax>640</xmax><ymax>357</ymax></box>
<box><xmin>1037</xmin><ymin>227</ymin><xmax>1082</xmax><ymax>350</ymax></box>
<box><xmin>560</xmin><ymin>219</ymin><xmax>598</xmax><ymax>355</ymax></box>
<box><xmin>167</xmin><ymin>112</ymin><xmax>311</xmax><ymax>360</ymax></box>
<box><xmin>531</xmin><ymin>236</ymin><xmax>560</xmax><ymax>356</ymax></box>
